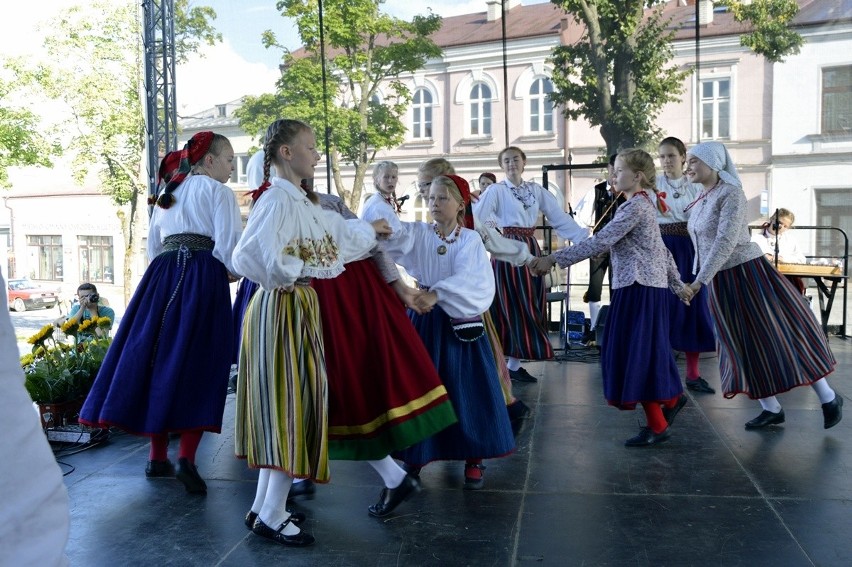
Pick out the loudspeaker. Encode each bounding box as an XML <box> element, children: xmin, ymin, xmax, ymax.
<box><xmin>594</xmin><ymin>305</ymin><xmax>609</xmax><ymax>348</ymax></box>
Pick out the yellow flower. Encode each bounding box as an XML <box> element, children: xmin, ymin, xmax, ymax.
<box><xmin>78</xmin><ymin>319</ymin><xmax>94</xmax><ymax>333</ymax></box>
<box><xmin>61</xmin><ymin>318</ymin><xmax>79</xmax><ymax>333</ymax></box>
<box><xmin>27</xmin><ymin>324</ymin><xmax>55</xmax><ymax>345</ymax></box>
<box><xmin>96</xmin><ymin>316</ymin><xmax>112</xmax><ymax>328</ymax></box>
<box><xmin>34</xmin><ymin>346</ymin><xmax>45</xmax><ymax>357</ymax></box>
<box><xmin>20</xmin><ymin>353</ymin><xmax>35</xmax><ymax>366</ymax></box>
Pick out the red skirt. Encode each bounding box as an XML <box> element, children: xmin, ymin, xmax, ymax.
<box><xmin>311</xmin><ymin>259</ymin><xmax>457</xmax><ymax>460</ymax></box>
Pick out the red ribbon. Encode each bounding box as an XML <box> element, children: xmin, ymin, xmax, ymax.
<box><xmin>656</xmin><ymin>191</ymin><xmax>670</xmax><ymax>214</ymax></box>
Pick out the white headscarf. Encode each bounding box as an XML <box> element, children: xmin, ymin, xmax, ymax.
<box><xmin>688</xmin><ymin>141</ymin><xmax>742</xmax><ymax>189</ymax></box>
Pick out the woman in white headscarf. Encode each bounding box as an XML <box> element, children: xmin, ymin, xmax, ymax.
<box><xmin>683</xmin><ymin>141</ymin><xmax>842</xmax><ymax>430</ymax></box>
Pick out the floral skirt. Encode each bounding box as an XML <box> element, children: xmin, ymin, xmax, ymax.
<box><xmin>80</xmin><ymin>249</ymin><xmax>232</xmax><ymax>435</ymax></box>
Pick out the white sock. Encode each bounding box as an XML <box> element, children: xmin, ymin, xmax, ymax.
<box><xmin>506</xmin><ymin>357</ymin><xmax>521</xmax><ymax>371</ymax></box>
<box><xmin>291</xmin><ymin>477</ymin><xmax>305</xmax><ymax>484</ymax></box>
<box><xmin>811</xmin><ymin>378</ymin><xmax>836</xmax><ymax>404</ymax></box>
<box><xmin>250</xmin><ymin>468</ymin><xmax>271</xmax><ymax>513</ymax></box>
<box><xmin>759</xmin><ymin>396</ymin><xmax>783</xmax><ymax>413</ymax></box>
<box><xmin>367</xmin><ymin>456</ymin><xmax>407</xmax><ymax>488</ymax></box>
<box><xmin>258</xmin><ymin>471</ymin><xmax>300</xmax><ymax>535</ymax></box>
<box><xmin>589</xmin><ymin>301</ymin><xmax>601</xmax><ymax>328</ymax></box>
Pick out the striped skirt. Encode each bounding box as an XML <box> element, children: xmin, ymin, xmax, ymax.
<box><xmin>311</xmin><ymin>259</ymin><xmax>457</xmax><ymax>460</ymax></box>
<box><xmin>234</xmin><ymin>286</ymin><xmax>330</xmax><ymax>482</ymax></box>
<box><xmin>601</xmin><ymin>284</ymin><xmax>683</xmax><ymax>409</ymax></box>
<box><xmin>489</xmin><ymin>228</ymin><xmax>554</xmax><ymax>360</ymax></box>
<box><xmin>709</xmin><ymin>257</ymin><xmax>836</xmax><ymax>399</ymax></box>
<box><xmin>394</xmin><ymin>306</ymin><xmax>515</xmax><ymax>466</ymax></box>
<box><xmin>661</xmin><ymin>231</ymin><xmax>716</xmax><ymax>353</ymax></box>
<box><xmin>80</xmin><ymin>249</ymin><xmax>232</xmax><ymax>435</ymax></box>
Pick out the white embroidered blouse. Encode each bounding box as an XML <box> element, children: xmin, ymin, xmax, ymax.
<box><xmin>232</xmin><ymin>178</ymin><xmax>376</xmax><ymax>291</ymax></box>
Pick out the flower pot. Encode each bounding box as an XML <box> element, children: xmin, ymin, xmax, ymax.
<box><xmin>37</xmin><ymin>399</ymin><xmax>84</xmax><ymax>429</ymax></box>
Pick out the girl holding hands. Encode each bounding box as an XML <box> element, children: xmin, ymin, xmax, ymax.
<box><xmin>531</xmin><ymin>149</ymin><xmax>691</xmax><ymax>446</ymax></box>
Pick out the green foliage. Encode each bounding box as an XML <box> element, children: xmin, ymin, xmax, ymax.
<box><xmin>21</xmin><ymin>320</ymin><xmax>112</xmax><ymax>404</ymax></box>
<box><xmin>174</xmin><ymin>0</ymin><xmax>223</xmax><ymax>63</ymax></box>
<box><xmin>0</xmin><ymin>76</ymin><xmax>60</xmax><ymax>188</ymax></box>
<box><xmin>237</xmin><ymin>0</ymin><xmax>442</xmax><ymax>209</ymax></box>
<box><xmin>720</xmin><ymin>0</ymin><xmax>803</xmax><ymax>63</ymax></box>
<box><xmin>549</xmin><ymin>0</ymin><xmax>688</xmax><ymax>154</ymax></box>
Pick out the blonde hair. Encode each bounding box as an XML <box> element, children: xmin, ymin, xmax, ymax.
<box><xmin>431</xmin><ymin>175</ymin><xmax>465</xmax><ymax>226</ymax></box>
<box><xmin>617</xmin><ymin>149</ymin><xmax>656</xmax><ymax>190</ymax></box>
<box><xmin>770</xmin><ymin>208</ymin><xmax>795</xmax><ymax>225</ymax></box>
<box><xmin>372</xmin><ymin>160</ymin><xmax>398</xmax><ymax>189</ymax></box>
<box><xmin>418</xmin><ymin>157</ymin><xmax>455</xmax><ymax>179</ymax></box>
<box><xmin>264</xmin><ymin>119</ymin><xmax>317</xmax><ymax>204</ymax></box>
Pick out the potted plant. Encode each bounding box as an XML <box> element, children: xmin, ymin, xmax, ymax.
<box><xmin>21</xmin><ymin>317</ymin><xmax>112</xmax><ymax>428</ymax></box>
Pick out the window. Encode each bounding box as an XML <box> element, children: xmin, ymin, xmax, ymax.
<box><xmin>822</xmin><ymin>66</ymin><xmax>852</xmax><ymax>135</ymax></box>
<box><xmin>412</xmin><ymin>88</ymin><xmax>432</xmax><ymax>139</ymax></box>
<box><xmin>470</xmin><ymin>83</ymin><xmax>492</xmax><ymax>137</ymax></box>
<box><xmin>700</xmin><ymin>78</ymin><xmax>731</xmax><ymax>139</ymax></box>
<box><xmin>234</xmin><ymin>154</ymin><xmax>249</xmax><ymax>184</ymax></box>
<box><xmin>529</xmin><ymin>78</ymin><xmax>554</xmax><ymax>133</ymax></box>
<box><xmin>815</xmin><ymin>189</ymin><xmax>852</xmax><ymax>261</ymax></box>
<box><xmin>26</xmin><ymin>235</ymin><xmax>63</xmax><ymax>280</ymax></box>
<box><xmin>410</xmin><ymin>194</ymin><xmax>430</xmax><ymax>222</ymax></box>
<box><xmin>78</xmin><ymin>236</ymin><xmax>114</xmax><ymax>284</ymax></box>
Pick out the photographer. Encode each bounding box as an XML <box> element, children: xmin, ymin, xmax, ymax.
<box><xmin>55</xmin><ymin>283</ymin><xmax>114</xmax><ymax>339</ymax></box>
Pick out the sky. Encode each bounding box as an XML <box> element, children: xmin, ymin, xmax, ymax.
<box><xmin>0</xmin><ymin>0</ymin><xmax>550</xmax><ymax>116</ymax></box>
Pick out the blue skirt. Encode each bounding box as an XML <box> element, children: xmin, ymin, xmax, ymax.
<box><xmin>231</xmin><ymin>278</ymin><xmax>258</xmax><ymax>365</ymax></box>
<box><xmin>661</xmin><ymin>233</ymin><xmax>716</xmax><ymax>353</ymax></box>
<box><xmin>80</xmin><ymin>249</ymin><xmax>233</xmax><ymax>435</ymax></box>
<box><xmin>394</xmin><ymin>307</ymin><xmax>515</xmax><ymax>466</ymax></box>
<box><xmin>601</xmin><ymin>284</ymin><xmax>683</xmax><ymax>409</ymax></box>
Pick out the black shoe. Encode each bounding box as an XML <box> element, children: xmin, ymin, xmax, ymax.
<box><xmin>686</xmin><ymin>377</ymin><xmax>715</xmax><ymax>394</ymax></box>
<box><xmin>744</xmin><ymin>409</ymin><xmax>785</xmax><ymax>429</ymax></box>
<box><xmin>463</xmin><ymin>463</ymin><xmax>486</xmax><ymax>490</ymax></box>
<box><xmin>661</xmin><ymin>395</ymin><xmax>688</xmax><ymax>426</ymax></box>
<box><xmin>823</xmin><ymin>395</ymin><xmax>844</xmax><ymax>429</ymax></box>
<box><xmin>510</xmin><ymin>367</ymin><xmax>538</xmax><ymax>383</ymax></box>
<box><xmin>624</xmin><ymin>427</ymin><xmax>671</xmax><ymax>447</ymax></box>
<box><xmin>145</xmin><ymin>459</ymin><xmax>175</xmax><ymax>478</ymax></box>
<box><xmin>252</xmin><ymin>517</ymin><xmax>315</xmax><ymax>547</ymax></box>
<box><xmin>401</xmin><ymin>462</ymin><xmax>422</xmax><ymax>479</ymax></box>
<box><xmin>176</xmin><ymin>458</ymin><xmax>207</xmax><ymax>494</ymax></box>
<box><xmin>286</xmin><ymin>479</ymin><xmax>316</xmax><ymax>501</ymax></box>
<box><xmin>507</xmin><ymin>400</ymin><xmax>532</xmax><ymax>437</ymax></box>
<box><xmin>245</xmin><ymin>510</ymin><xmax>305</xmax><ymax>530</ymax></box>
<box><xmin>580</xmin><ymin>330</ymin><xmax>596</xmax><ymax>347</ymax></box>
<box><xmin>368</xmin><ymin>474</ymin><xmax>422</xmax><ymax>517</ymax></box>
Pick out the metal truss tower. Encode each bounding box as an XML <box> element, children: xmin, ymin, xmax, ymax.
<box><xmin>143</xmin><ymin>0</ymin><xmax>178</xmax><ymax>202</ymax></box>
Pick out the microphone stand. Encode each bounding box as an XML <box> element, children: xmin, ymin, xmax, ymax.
<box><xmin>772</xmin><ymin>208</ymin><xmax>781</xmax><ymax>269</ymax></box>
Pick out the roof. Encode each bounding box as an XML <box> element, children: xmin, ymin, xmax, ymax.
<box><xmin>431</xmin><ymin>2</ymin><xmax>564</xmax><ymax>47</ymax></box>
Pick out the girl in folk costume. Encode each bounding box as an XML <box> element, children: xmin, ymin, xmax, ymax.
<box><xmin>750</xmin><ymin>208</ymin><xmax>807</xmax><ymax>294</ymax></box>
<box><xmin>656</xmin><ymin>137</ymin><xmax>717</xmax><ymax>395</ymax></box>
<box><xmin>532</xmin><ymin>150</ymin><xmax>692</xmax><ymax>446</ymax></box>
<box><xmin>684</xmin><ymin>142</ymin><xmax>842</xmax><ymax>430</ymax></box>
<box><xmin>473</xmin><ymin>146</ymin><xmax>590</xmax><ymax>383</ymax></box>
<box><xmin>415</xmin><ymin>157</ymin><xmax>534</xmax><ymax>434</ymax></box>
<box><xmin>361</xmin><ymin>160</ymin><xmax>404</xmax><ymax>221</ymax></box>
<box><xmin>236</xmin><ymin>147</ymin><xmax>457</xmax><ymax>521</ymax></box>
<box><xmin>80</xmin><ymin>132</ymin><xmax>242</xmax><ymax>491</ymax></box>
<box><xmin>383</xmin><ymin>175</ymin><xmax>515</xmax><ymax>489</ymax></box>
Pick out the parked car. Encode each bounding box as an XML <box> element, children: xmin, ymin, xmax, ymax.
<box><xmin>7</xmin><ymin>278</ymin><xmax>59</xmax><ymax>312</ymax></box>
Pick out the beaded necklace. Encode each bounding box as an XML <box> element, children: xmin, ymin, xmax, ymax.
<box><xmin>509</xmin><ymin>180</ymin><xmax>536</xmax><ymax>210</ymax></box>
<box><xmin>433</xmin><ymin>222</ymin><xmax>461</xmax><ymax>255</ymax></box>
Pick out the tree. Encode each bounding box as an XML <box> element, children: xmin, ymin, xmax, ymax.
<box><xmin>0</xmin><ymin>77</ymin><xmax>60</xmax><ymax>188</ymax></box>
<box><xmin>720</xmin><ymin>0</ymin><xmax>803</xmax><ymax>63</ymax></box>
<box><xmin>235</xmin><ymin>0</ymin><xmax>442</xmax><ymax>210</ymax></box>
<box><xmin>549</xmin><ymin>0</ymin><xmax>805</xmax><ymax>157</ymax></box>
<box><xmin>549</xmin><ymin>0</ymin><xmax>689</xmax><ymax>156</ymax></box>
<box><xmin>15</xmin><ymin>0</ymin><xmax>219</xmax><ymax>303</ymax></box>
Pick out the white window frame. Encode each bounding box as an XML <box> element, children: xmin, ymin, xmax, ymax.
<box><xmin>528</xmin><ymin>77</ymin><xmax>555</xmax><ymax>134</ymax></box>
<box><xmin>699</xmin><ymin>77</ymin><xmax>732</xmax><ymax>140</ymax></box>
<box><xmin>411</xmin><ymin>87</ymin><xmax>433</xmax><ymax>140</ymax></box>
<box><xmin>820</xmin><ymin>64</ymin><xmax>852</xmax><ymax>136</ymax></box>
<box><xmin>454</xmin><ymin>70</ymin><xmax>499</xmax><ymax>140</ymax></box>
<box><xmin>469</xmin><ymin>82</ymin><xmax>493</xmax><ymax>138</ymax></box>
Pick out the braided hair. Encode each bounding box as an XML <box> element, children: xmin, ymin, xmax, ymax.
<box><xmin>259</xmin><ymin>119</ymin><xmax>317</xmax><ymax>204</ymax></box>
<box><xmin>618</xmin><ymin>148</ymin><xmax>669</xmax><ymax>214</ymax></box>
<box><xmin>152</xmin><ymin>132</ymin><xmax>230</xmax><ymax>209</ymax></box>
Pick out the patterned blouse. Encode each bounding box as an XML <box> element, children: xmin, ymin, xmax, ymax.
<box><xmin>686</xmin><ymin>182</ymin><xmax>763</xmax><ymax>285</ymax></box>
<box><xmin>552</xmin><ymin>193</ymin><xmax>684</xmax><ymax>292</ymax></box>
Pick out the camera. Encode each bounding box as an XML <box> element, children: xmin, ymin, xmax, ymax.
<box><xmin>89</xmin><ymin>293</ymin><xmax>100</xmax><ymax>304</ymax></box>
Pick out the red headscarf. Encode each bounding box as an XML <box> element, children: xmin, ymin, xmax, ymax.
<box><xmin>157</xmin><ymin>151</ymin><xmax>182</xmax><ymax>186</ymax></box>
<box><xmin>153</xmin><ymin>131</ymin><xmax>216</xmax><ymax>209</ymax></box>
<box><xmin>446</xmin><ymin>174</ymin><xmax>474</xmax><ymax>230</ymax></box>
